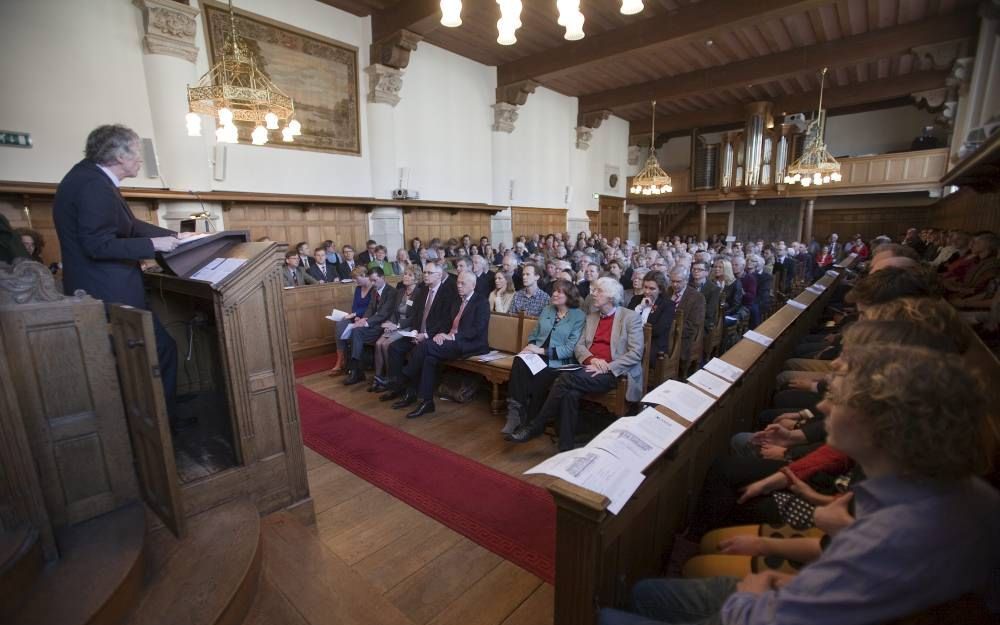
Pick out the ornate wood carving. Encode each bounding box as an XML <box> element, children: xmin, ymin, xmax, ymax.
<box><xmin>0</xmin><ymin>260</ymin><xmax>65</xmax><ymax>306</ymax></box>
<box><xmin>370</xmin><ymin>30</ymin><xmax>422</xmax><ymax>70</ymax></box>
<box><xmin>496</xmin><ymin>80</ymin><xmax>538</xmax><ymax>106</ymax></box>
<box><xmin>133</xmin><ymin>0</ymin><xmax>200</xmax><ymax>63</ymax></box>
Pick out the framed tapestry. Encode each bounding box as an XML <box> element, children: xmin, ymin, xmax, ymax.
<box><xmin>201</xmin><ymin>1</ymin><xmax>361</xmax><ymax>155</ymax></box>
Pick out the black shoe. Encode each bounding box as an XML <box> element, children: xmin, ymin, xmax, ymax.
<box><xmin>380</xmin><ymin>387</ymin><xmax>404</xmax><ymax>402</ymax></box>
<box><xmin>343</xmin><ymin>369</ymin><xmax>365</xmax><ymax>386</ymax></box>
<box><xmin>392</xmin><ymin>390</ymin><xmax>417</xmax><ymax>409</ymax></box>
<box><xmin>406</xmin><ymin>400</ymin><xmax>435</xmax><ymax>419</ymax></box>
<box><xmin>508</xmin><ymin>426</ymin><xmax>541</xmax><ymax>443</ymax></box>
<box><xmin>368</xmin><ymin>381</ymin><xmax>386</xmax><ymax>393</ymax></box>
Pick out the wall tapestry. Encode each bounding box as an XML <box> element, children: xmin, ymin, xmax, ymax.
<box><xmin>202</xmin><ymin>1</ymin><xmax>361</xmax><ymax>155</ymax></box>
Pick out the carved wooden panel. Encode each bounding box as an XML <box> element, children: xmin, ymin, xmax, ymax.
<box><xmin>223</xmin><ymin>203</ymin><xmax>370</xmax><ymax>250</ymax></box>
<box><xmin>597</xmin><ymin>198</ymin><xmax>627</xmax><ymax>241</ymax></box>
<box><xmin>0</xmin><ymin>198</ymin><xmax>159</xmax><ymax>266</ymax></box>
<box><xmin>811</xmin><ymin>206</ymin><xmax>931</xmax><ymax>242</ymax></box>
<box><xmin>511</xmin><ymin>207</ymin><xmax>568</xmax><ymax>238</ymax></box>
<box><xmin>1</xmin><ymin>295</ymin><xmax>139</xmax><ymax>528</ymax></box>
<box><xmin>402</xmin><ymin>208</ymin><xmax>492</xmax><ymax>245</ymax></box>
<box><xmin>928</xmin><ymin>188</ymin><xmax>1000</xmax><ymax>233</ymax></box>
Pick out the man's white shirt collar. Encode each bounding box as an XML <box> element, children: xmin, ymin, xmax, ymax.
<box><xmin>98</xmin><ymin>164</ymin><xmax>120</xmax><ymax>187</ymax></box>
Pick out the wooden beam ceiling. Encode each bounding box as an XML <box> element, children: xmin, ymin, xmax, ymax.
<box><xmin>626</xmin><ymin>70</ymin><xmax>951</xmax><ymax>140</ymax></box>
<box><xmin>371</xmin><ymin>0</ymin><xmax>442</xmax><ymax>41</ymax></box>
<box><xmin>581</xmin><ymin>9</ymin><xmax>977</xmax><ymax>114</ymax></box>
<box><xmin>496</xmin><ymin>0</ymin><xmax>833</xmax><ymax>87</ymax></box>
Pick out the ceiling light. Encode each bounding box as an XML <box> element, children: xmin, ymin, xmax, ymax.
<box><xmin>620</xmin><ymin>0</ymin><xmax>644</xmax><ymax>15</ymax></box>
<box><xmin>440</xmin><ymin>0</ymin><xmax>462</xmax><ymax>27</ymax></box>
<box><xmin>564</xmin><ymin>10</ymin><xmax>585</xmax><ymax>40</ymax></box>
<box><xmin>630</xmin><ymin>101</ymin><xmax>673</xmax><ymax>196</ymax></box>
<box><xmin>784</xmin><ymin>67</ymin><xmax>841</xmax><ymax>187</ymax></box>
<box><xmin>557</xmin><ymin>0</ymin><xmax>579</xmax><ymax>26</ymax></box>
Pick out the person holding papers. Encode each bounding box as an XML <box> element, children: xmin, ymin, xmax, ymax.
<box><xmin>342</xmin><ymin>267</ymin><xmax>397</xmax><ymax>386</ymax></box>
<box><xmin>503</xmin><ymin>280</ymin><xmax>585</xmax><ymax>438</ymax></box>
<box><xmin>329</xmin><ymin>266</ymin><xmax>373</xmax><ymax>376</ymax></box>
<box><xmin>369</xmin><ymin>266</ymin><xmax>423</xmax><ymax>393</ymax></box>
<box><xmin>512</xmin><ymin>277</ymin><xmax>644</xmax><ymax>451</ymax></box>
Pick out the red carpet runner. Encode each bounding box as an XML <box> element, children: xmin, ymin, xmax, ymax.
<box><xmin>294</xmin><ymin>353</ymin><xmax>339</xmax><ymax>378</ymax></box>
<box><xmin>296</xmin><ymin>385</ymin><xmax>556</xmax><ymax>583</ymax></box>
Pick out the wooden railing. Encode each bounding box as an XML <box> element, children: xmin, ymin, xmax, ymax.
<box><xmin>632</xmin><ymin>148</ymin><xmax>950</xmax><ymax>204</ymax></box>
<box><xmin>548</xmin><ymin>263</ymin><xmax>851</xmax><ymax>625</ymax></box>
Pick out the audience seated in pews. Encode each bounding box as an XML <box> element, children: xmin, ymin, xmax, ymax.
<box><xmin>282</xmin><ymin>249</ymin><xmax>317</xmax><ymax>288</ymax></box>
<box><xmin>670</xmin><ymin>266</ymin><xmax>706</xmax><ymax>364</ymax></box>
<box><xmin>368</xmin><ymin>265</ymin><xmax>423</xmax><ymax>393</ymax></box>
<box><xmin>328</xmin><ymin>266</ymin><xmax>372</xmax><ymax>375</ymax></box>
<box><xmin>342</xmin><ymin>266</ymin><xmax>397</xmax><ymax>386</ymax></box>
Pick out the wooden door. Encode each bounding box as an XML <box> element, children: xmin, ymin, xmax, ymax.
<box><xmin>598</xmin><ymin>196</ymin><xmax>627</xmax><ymax>241</ymax></box>
<box><xmin>109</xmin><ymin>305</ymin><xmax>185</xmax><ymax>537</ymax></box>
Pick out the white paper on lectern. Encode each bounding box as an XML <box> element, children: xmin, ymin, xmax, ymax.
<box><xmin>516</xmin><ymin>353</ymin><xmax>547</xmax><ymax>375</ymax></box>
<box><xmin>687</xmin><ymin>369</ymin><xmax>732</xmax><ymax>398</ymax></box>
<box><xmin>524</xmin><ymin>448</ymin><xmax>644</xmax><ymax>514</ymax></box>
<box><xmin>704</xmin><ymin>358</ymin><xmax>744</xmax><ymax>382</ymax></box>
<box><xmin>641</xmin><ymin>380</ymin><xmax>715</xmax><ymax>422</ymax></box>
<box><xmin>786</xmin><ymin>299</ymin><xmax>807</xmax><ymax>310</ymax></box>
<box><xmin>744</xmin><ymin>330</ymin><xmax>774</xmax><ymax>347</ymax></box>
<box><xmin>190</xmin><ymin>257</ymin><xmax>246</xmax><ymax>284</ymax></box>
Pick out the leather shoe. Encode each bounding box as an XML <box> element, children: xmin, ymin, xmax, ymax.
<box><xmin>406</xmin><ymin>400</ymin><xmax>435</xmax><ymax>419</ymax></box>
<box><xmin>508</xmin><ymin>426</ymin><xmax>541</xmax><ymax>443</ymax></box>
<box><xmin>380</xmin><ymin>387</ymin><xmax>404</xmax><ymax>402</ymax></box>
<box><xmin>342</xmin><ymin>369</ymin><xmax>365</xmax><ymax>386</ymax></box>
<box><xmin>392</xmin><ymin>391</ymin><xmax>417</xmax><ymax>409</ymax></box>
<box><xmin>368</xmin><ymin>381</ymin><xmax>386</xmax><ymax>393</ymax></box>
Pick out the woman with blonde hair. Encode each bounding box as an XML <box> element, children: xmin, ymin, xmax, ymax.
<box><xmin>712</xmin><ymin>258</ymin><xmax>744</xmax><ymax>327</ymax></box>
<box><xmin>370</xmin><ymin>265</ymin><xmax>422</xmax><ymax>393</ymax></box>
<box><xmin>489</xmin><ymin>271</ymin><xmax>516</xmax><ymax>313</ymax></box>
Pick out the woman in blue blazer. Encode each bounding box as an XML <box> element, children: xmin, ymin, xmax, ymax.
<box><xmin>502</xmin><ymin>279</ymin><xmax>585</xmax><ymax>437</ymax></box>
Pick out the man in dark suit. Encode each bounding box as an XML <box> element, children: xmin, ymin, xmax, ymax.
<box><xmin>393</xmin><ymin>271</ymin><xmax>489</xmax><ymax>418</ymax></box>
<box><xmin>773</xmin><ymin>243</ymin><xmax>796</xmax><ymax>294</ymax></box>
<box><xmin>690</xmin><ymin>260</ymin><xmax>721</xmax><ymax>332</ymax></box>
<box><xmin>307</xmin><ymin>248</ymin><xmax>336</xmax><ymax>283</ymax></box>
<box><xmin>53</xmin><ymin>124</ymin><xmax>185</xmax><ymax>424</ymax></box>
<box><xmin>472</xmin><ymin>254</ymin><xmax>494</xmax><ymax>298</ymax></box>
<box><xmin>295</xmin><ymin>241</ymin><xmax>312</xmax><ymax>271</ymax></box>
<box><xmin>357</xmin><ymin>239</ymin><xmax>377</xmax><ymax>265</ymax></box>
<box><xmin>668</xmin><ymin>266</ymin><xmax>705</xmax><ymax>364</ymax></box>
<box><xmin>381</xmin><ymin>260</ymin><xmax>457</xmax><ymax>400</ymax></box>
<box><xmin>343</xmin><ymin>267</ymin><xmax>397</xmax><ymax>385</ymax></box>
<box><xmin>336</xmin><ymin>245</ymin><xmax>358</xmax><ymax>279</ymax></box>
<box><xmin>750</xmin><ymin>254</ymin><xmax>773</xmax><ymax>325</ymax></box>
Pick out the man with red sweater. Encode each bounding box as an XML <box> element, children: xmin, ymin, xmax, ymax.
<box><xmin>524</xmin><ymin>277</ymin><xmax>645</xmax><ymax>451</ymax></box>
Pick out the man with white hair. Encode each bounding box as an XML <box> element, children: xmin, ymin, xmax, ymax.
<box><xmin>471</xmin><ymin>254</ymin><xmax>494</xmax><ymax>297</ymax></box>
<box><xmin>668</xmin><ymin>265</ymin><xmax>705</xmax><ymax>364</ymax></box>
<box><xmin>509</xmin><ymin>277</ymin><xmax>644</xmax><ymax>450</ymax></box>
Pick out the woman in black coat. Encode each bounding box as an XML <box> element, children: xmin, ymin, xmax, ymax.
<box><xmin>626</xmin><ymin>270</ymin><xmax>676</xmax><ymax>356</ymax></box>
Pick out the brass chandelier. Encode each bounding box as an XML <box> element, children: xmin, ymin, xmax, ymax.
<box><xmin>630</xmin><ymin>101</ymin><xmax>673</xmax><ymax>196</ymax></box>
<box><xmin>784</xmin><ymin>68</ymin><xmax>841</xmax><ymax>187</ymax></box>
<box><xmin>185</xmin><ymin>0</ymin><xmax>300</xmax><ymax>145</ymax></box>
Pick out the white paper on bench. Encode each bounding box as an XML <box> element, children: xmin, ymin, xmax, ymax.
<box><xmin>325</xmin><ymin>308</ymin><xmax>348</xmax><ymax>322</ymax></box>
<box><xmin>806</xmin><ymin>284</ymin><xmax>826</xmax><ymax>294</ymax></box>
<box><xmin>744</xmin><ymin>330</ymin><xmax>774</xmax><ymax>347</ymax></box>
<box><xmin>476</xmin><ymin>350</ymin><xmax>508</xmax><ymax>362</ymax></box>
<box><xmin>516</xmin><ymin>353</ymin><xmax>547</xmax><ymax>375</ymax></box>
<box><xmin>704</xmin><ymin>357</ymin><xmax>744</xmax><ymax>383</ymax></box>
<box><xmin>641</xmin><ymin>380</ymin><xmax>715</xmax><ymax>422</ymax></box>
<box><xmin>826</xmin><ymin>270</ymin><xmax>840</xmax><ymax>278</ymax></box>
<box><xmin>686</xmin><ymin>369</ymin><xmax>732</xmax><ymax>398</ymax></box>
<box><xmin>588</xmin><ymin>407</ymin><xmax>687</xmax><ymax>473</ymax></box>
<box><xmin>396</xmin><ymin>329</ymin><xmax>419</xmax><ymax>338</ymax></box>
<box><xmin>525</xmin><ymin>447</ymin><xmax>644</xmax><ymax>515</ymax></box>
<box><xmin>786</xmin><ymin>299</ymin><xmax>807</xmax><ymax>310</ymax></box>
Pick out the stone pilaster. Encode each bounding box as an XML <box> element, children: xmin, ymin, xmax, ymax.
<box><xmin>627</xmin><ymin>145</ymin><xmax>641</xmax><ymax>166</ymax></box>
<box><xmin>134</xmin><ymin>0</ymin><xmax>200</xmax><ymax>63</ymax></box>
<box><xmin>575</xmin><ymin>126</ymin><xmax>593</xmax><ymax>151</ymax></box>
<box><xmin>365</xmin><ymin>64</ymin><xmax>404</xmax><ymax>107</ymax></box>
<box><xmin>492</xmin><ymin>103</ymin><xmax>519</xmax><ymax>133</ymax></box>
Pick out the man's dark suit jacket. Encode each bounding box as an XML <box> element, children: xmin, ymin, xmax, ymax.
<box><xmin>307</xmin><ymin>261</ymin><xmax>336</xmax><ymax>283</ymax></box>
<box><xmin>773</xmin><ymin>256</ymin><xmax>796</xmax><ymax>293</ymax></box>
<box><xmin>336</xmin><ymin>259</ymin><xmax>358</xmax><ymax>280</ymax></box>
<box><xmin>754</xmin><ymin>271</ymin><xmax>773</xmax><ymax>314</ymax></box>
<box><xmin>410</xmin><ymin>278</ymin><xmax>458</xmax><ymax>336</ymax></box>
<box><xmin>53</xmin><ymin>159</ymin><xmax>175</xmax><ymax>309</ymax></box>
<box><xmin>447</xmin><ymin>293</ymin><xmax>490</xmax><ymax>356</ymax></box>
<box><xmin>673</xmin><ymin>286</ymin><xmax>706</xmax><ymax>362</ymax></box>
<box><xmin>357</xmin><ymin>250</ymin><xmax>374</xmax><ymax>265</ymax></box>
<box><xmin>694</xmin><ymin>280</ymin><xmax>722</xmax><ymax>331</ymax></box>
<box><xmin>475</xmin><ymin>270</ymin><xmax>495</xmax><ymax>298</ymax></box>
<box><xmin>362</xmin><ymin>283</ymin><xmax>398</xmax><ymax>326</ymax></box>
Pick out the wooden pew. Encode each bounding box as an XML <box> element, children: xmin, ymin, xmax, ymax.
<box><xmin>545</xmin><ymin>266</ymin><xmax>849</xmax><ymax>625</ymax></box>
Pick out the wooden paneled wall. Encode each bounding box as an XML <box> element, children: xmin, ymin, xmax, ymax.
<box><xmin>927</xmin><ymin>188</ymin><xmax>1000</xmax><ymax>232</ymax></box>
<box><xmin>638</xmin><ymin>210</ymin><xmax>727</xmax><ymax>242</ymax></box>
<box><xmin>811</xmin><ymin>205</ymin><xmax>931</xmax><ymax>241</ymax></box>
<box><xmin>402</xmin><ymin>208</ymin><xmax>492</xmax><ymax>245</ymax></box>
<box><xmin>0</xmin><ymin>197</ymin><xmax>159</xmax><ymax>266</ymax></box>
<box><xmin>223</xmin><ymin>203</ymin><xmax>370</xmax><ymax>249</ymax></box>
<box><xmin>511</xmin><ymin>206</ymin><xmax>567</xmax><ymax>238</ymax></box>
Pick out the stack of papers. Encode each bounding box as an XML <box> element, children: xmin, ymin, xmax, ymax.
<box><xmin>641</xmin><ymin>380</ymin><xmax>715</xmax><ymax>422</ymax></box>
<box><xmin>744</xmin><ymin>330</ymin><xmax>774</xmax><ymax>347</ymax></box>
<box><xmin>190</xmin><ymin>257</ymin><xmax>247</xmax><ymax>284</ymax></box>
<box><xmin>704</xmin><ymin>358</ymin><xmax>744</xmax><ymax>382</ymax></box>
<box><xmin>686</xmin><ymin>369</ymin><xmax>732</xmax><ymax>397</ymax></box>
<box><xmin>325</xmin><ymin>308</ymin><xmax>349</xmax><ymax>322</ymax></box>
<box><xmin>516</xmin><ymin>353</ymin><xmax>547</xmax><ymax>374</ymax></box>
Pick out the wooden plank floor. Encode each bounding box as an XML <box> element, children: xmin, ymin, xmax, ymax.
<box><xmin>298</xmin><ymin>372</ymin><xmax>556</xmax><ymax>625</ymax></box>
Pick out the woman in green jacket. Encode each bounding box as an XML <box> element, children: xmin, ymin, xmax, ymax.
<box><xmin>502</xmin><ymin>279</ymin><xmax>585</xmax><ymax>437</ymax></box>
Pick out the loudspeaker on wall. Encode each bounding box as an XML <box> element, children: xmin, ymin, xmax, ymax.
<box><xmin>213</xmin><ymin>144</ymin><xmax>227</xmax><ymax>181</ymax></box>
<box><xmin>141</xmin><ymin>137</ymin><xmax>159</xmax><ymax>178</ymax></box>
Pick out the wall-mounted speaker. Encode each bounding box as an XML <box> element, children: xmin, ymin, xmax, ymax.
<box><xmin>508</xmin><ymin>179</ymin><xmax>515</xmax><ymax>202</ymax></box>
<box><xmin>140</xmin><ymin>137</ymin><xmax>159</xmax><ymax>178</ymax></box>
<box><xmin>213</xmin><ymin>144</ymin><xmax>227</xmax><ymax>181</ymax></box>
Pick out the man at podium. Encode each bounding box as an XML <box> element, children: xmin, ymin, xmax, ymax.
<box><xmin>53</xmin><ymin>124</ymin><xmax>193</xmax><ymax>427</ymax></box>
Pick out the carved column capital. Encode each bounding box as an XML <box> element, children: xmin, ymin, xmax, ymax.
<box><xmin>912</xmin><ymin>87</ymin><xmax>949</xmax><ymax>110</ymax></box>
<box><xmin>496</xmin><ymin>80</ymin><xmax>538</xmax><ymax>106</ymax></box>
<box><xmin>627</xmin><ymin>145</ymin><xmax>641</xmax><ymax>166</ymax></box>
<box><xmin>365</xmin><ymin>64</ymin><xmax>404</xmax><ymax>106</ymax></box>
<box><xmin>578</xmin><ymin>109</ymin><xmax>611</xmax><ymax>130</ymax></box>
<box><xmin>370</xmin><ymin>30</ymin><xmax>422</xmax><ymax>70</ymax></box>
<box><xmin>134</xmin><ymin>0</ymin><xmax>200</xmax><ymax>63</ymax></box>
<box><xmin>910</xmin><ymin>39</ymin><xmax>969</xmax><ymax>72</ymax></box>
<box><xmin>492</xmin><ymin>103</ymin><xmax>519</xmax><ymax>133</ymax></box>
<box><xmin>575</xmin><ymin>126</ymin><xmax>594</xmax><ymax>151</ymax></box>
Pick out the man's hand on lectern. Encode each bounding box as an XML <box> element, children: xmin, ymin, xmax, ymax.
<box><xmin>152</xmin><ymin>236</ymin><xmax>180</xmax><ymax>252</ymax></box>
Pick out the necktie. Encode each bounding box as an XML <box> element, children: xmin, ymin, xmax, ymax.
<box><xmin>320</xmin><ymin>264</ymin><xmax>326</xmax><ymax>278</ymax></box>
<box><xmin>374</xmin><ymin>289</ymin><xmax>381</xmax><ymax>307</ymax></box>
<box><xmin>421</xmin><ymin>288</ymin><xmax>436</xmax><ymax>333</ymax></box>
<box><xmin>291</xmin><ymin>269</ymin><xmax>298</xmax><ymax>285</ymax></box>
<box><xmin>450</xmin><ymin>298</ymin><xmax>468</xmax><ymax>335</ymax></box>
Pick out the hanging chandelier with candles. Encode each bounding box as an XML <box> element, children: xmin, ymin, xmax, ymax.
<box><xmin>185</xmin><ymin>0</ymin><xmax>301</xmax><ymax>146</ymax></box>
<box><xmin>630</xmin><ymin>101</ymin><xmax>673</xmax><ymax>196</ymax></box>
<box><xmin>440</xmin><ymin>0</ymin><xmax>644</xmax><ymax>43</ymax></box>
<box><xmin>783</xmin><ymin>68</ymin><xmax>842</xmax><ymax>187</ymax></box>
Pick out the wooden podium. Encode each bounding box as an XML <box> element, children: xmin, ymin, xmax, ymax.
<box><xmin>110</xmin><ymin>231</ymin><xmax>312</xmax><ymax>535</ymax></box>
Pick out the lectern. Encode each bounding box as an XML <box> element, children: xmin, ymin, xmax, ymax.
<box><xmin>110</xmin><ymin>231</ymin><xmax>312</xmax><ymax>535</ymax></box>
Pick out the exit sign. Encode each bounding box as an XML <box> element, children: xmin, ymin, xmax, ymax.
<box><xmin>0</xmin><ymin>131</ymin><xmax>32</xmax><ymax>148</ymax></box>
